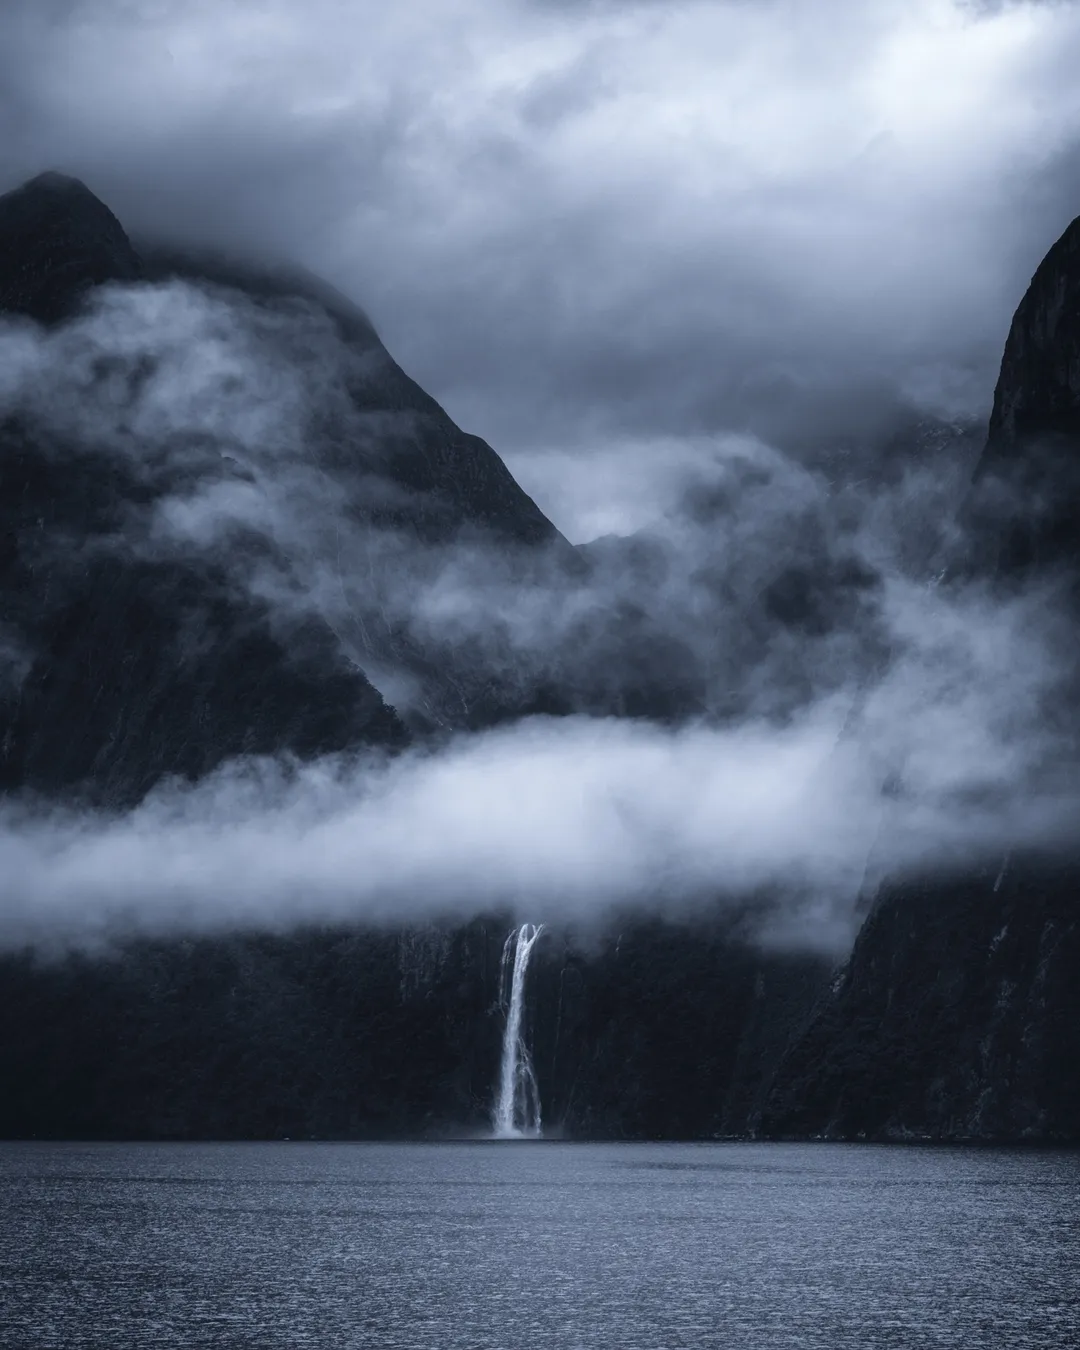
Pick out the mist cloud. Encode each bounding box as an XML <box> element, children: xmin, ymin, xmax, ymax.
<box><xmin>0</xmin><ymin>279</ymin><xmax>956</xmax><ymax>727</ymax></box>
<box><xmin>2</xmin><ymin>564</ymin><xmax>1076</xmax><ymax>955</ymax></box>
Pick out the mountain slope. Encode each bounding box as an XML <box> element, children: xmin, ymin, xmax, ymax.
<box><xmin>760</xmin><ymin>860</ymin><xmax>1080</xmax><ymax>1140</ymax></box>
<box><xmin>0</xmin><ymin>173</ymin><xmax>419</xmax><ymax>804</ymax></box>
<box><xmin>0</xmin><ymin>171</ymin><xmax>576</xmax><ymax>798</ymax></box>
<box><xmin>761</xmin><ymin>212</ymin><xmax>1080</xmax><ymax>1141</ymax></box>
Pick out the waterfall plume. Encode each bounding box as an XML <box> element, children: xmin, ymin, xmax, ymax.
<box><xmin>492</xmin><ymin>923</ymin><xmax>544</xmax><ymax>1138</ymax></box>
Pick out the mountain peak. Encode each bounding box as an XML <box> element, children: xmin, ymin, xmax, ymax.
<box><xmin>985</xmin><ymin>210</ymin><xmax>1080</xmax><ymax>459</ymax></box>
<box><xmin>0</xmin><ymin>170</ymin><xmax>142</xmax><ymax>322</ymax></box>
<box><xmin>18</xmin><ymin>170</ymin><xmax>93</xmax><ymax>195</ymax></box>
<box><xmin>965</xmin><ymin>211</ymin><xmax>1080</xmax><ymax>575</ymax></box>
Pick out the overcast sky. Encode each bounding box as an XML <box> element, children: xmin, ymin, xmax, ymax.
<box><xmin>4</xmin><ymin>0</ymin><xmax>1080</xmax><ymax>535</ymax></box>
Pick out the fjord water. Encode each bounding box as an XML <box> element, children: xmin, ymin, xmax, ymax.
<box><xmin>1</xmin><ymin>1142</ymin><xmax>1077</xmax><ymax>1349</ymax></box>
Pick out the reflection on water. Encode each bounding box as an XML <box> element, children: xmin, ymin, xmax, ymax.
<box><xmin>1</xmin><ymin>1141</ymin><xmax>1077</xmax><ymax>1348</ymax></box>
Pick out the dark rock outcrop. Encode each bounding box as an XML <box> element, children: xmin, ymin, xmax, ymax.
<box><xmin>984</xmin><ymin>214</ymin><xmax>1080</xmax><ymax>463</ymax></box>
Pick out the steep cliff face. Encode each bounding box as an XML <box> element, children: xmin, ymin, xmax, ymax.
<box><xmin>760</xmin><ymin>860</ymin><xmax>1080</xmax><ymax>1140</ymax></box>
<box><xmin>967</xmin><ymin>212</ymin><xmax>1080</xmax><ymax>576</ymax></box>
<box><xmin>984</xmin><ymin>214</ymin><xmax>1080</xmax><ymax>461</ymax></box>
<box><xmin>763</xmin><ymin>215</ymin><xmax>1080</xmax><ymax>1142</ymax></box>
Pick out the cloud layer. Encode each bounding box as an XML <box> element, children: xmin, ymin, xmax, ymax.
<box><xmin>2</xmin><ymin>567</ymin><xmax>1076</xmax><ymax>955</ymax></box>
<box><xmin>2</xmin><ymin>277</ymin><xmax>1078</xmax><ymax>953</ymax></box>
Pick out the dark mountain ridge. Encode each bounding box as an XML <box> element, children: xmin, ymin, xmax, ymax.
<box><xmin>0</xmin><ymin>174</ymin><xmax>397</xmax><ymax>801</ymax></box>
<box><xmin>0</xmin><ymin>171</ymin><xmax>576</xmax><ymax>802</ymax></box>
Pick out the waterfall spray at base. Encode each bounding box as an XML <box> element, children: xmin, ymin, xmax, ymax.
<box><xmin>492</xmin><ymin>923</ymin><xmax>544</xmax><ymax>1139</ymax></box>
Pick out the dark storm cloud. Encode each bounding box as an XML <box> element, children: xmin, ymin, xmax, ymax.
<box><xmin>3</xmin><ymin>1</ymin><xmax>1080</xmax><ymax>535</ymax></box>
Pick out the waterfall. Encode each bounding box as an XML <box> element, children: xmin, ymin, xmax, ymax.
<box><xmin>492</xmin><ymin>923</ymin><xmax>544</xmax><ymax>1139</ymax></box>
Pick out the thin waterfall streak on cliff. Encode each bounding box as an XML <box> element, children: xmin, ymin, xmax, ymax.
<box><xmin>493</xmin><ymin>923</ymin><xmax>544</xmax><ymax>1139</ymax></box>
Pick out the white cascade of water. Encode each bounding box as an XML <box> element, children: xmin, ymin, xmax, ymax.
<box><xmin>492</xmin><ymin>923</ymin><xmax>544</xmax><ymax>1138</ymax></box>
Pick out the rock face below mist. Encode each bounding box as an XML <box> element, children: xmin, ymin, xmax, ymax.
<box><xmin>0</xmin><ymin>917</ymin><xmax>830</xmax><ymax>1141</ymax></box>
<box><xmin>760</xmin><ymin>861</ymin><xmax>1080</xmax><ymax>1140</ymax></box>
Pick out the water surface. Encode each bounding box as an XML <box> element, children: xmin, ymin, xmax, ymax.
<box><xmin>1</xmin><ymin>1141</ymin><xmax>1077</xmax><ymax>1348</ymax></box>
